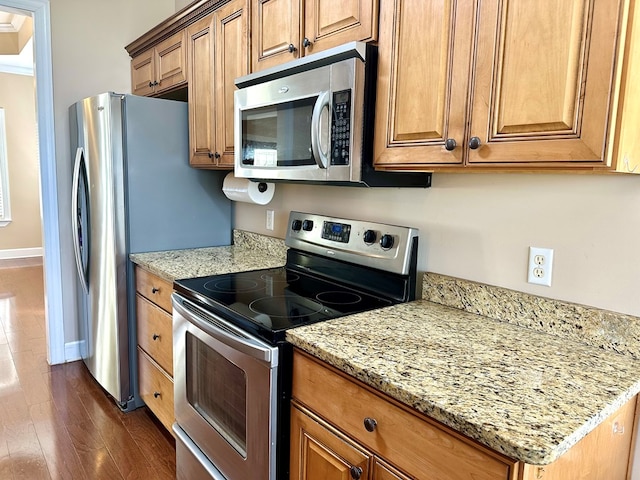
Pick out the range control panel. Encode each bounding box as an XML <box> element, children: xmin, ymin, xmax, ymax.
<box><xmin>286</xmin><ymin>211</ymin><xmax>419</xmax><ymax>275</ymax></box>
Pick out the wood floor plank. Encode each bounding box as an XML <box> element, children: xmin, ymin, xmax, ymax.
<box><xmin>30</xmin><ymin>402</ymin><xmax>88</xmax><ymax>480</ymax></box>
<box><xmin>0</xmin><ymin>265</ymin><xmax>176</xmax><ymax>480</ymax></box>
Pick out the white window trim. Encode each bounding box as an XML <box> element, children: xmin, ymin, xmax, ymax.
<box><xmin>0</xmin><ymin>107</ymin><xmax>11</xmax><ymax>227</ymax></box>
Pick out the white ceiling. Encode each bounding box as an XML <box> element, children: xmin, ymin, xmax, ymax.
<box><xmin>0</xmin><ymin>10</ymin><xmax>33</xmax><ymax>76</ymax></box>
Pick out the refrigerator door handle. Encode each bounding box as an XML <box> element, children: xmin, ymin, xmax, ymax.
<box><xmin>72</xmin><ymin>147</ymin><xmax>89</xmax><ymax>294</ymax></box>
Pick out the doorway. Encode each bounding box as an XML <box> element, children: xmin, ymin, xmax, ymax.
<box><xmin>0</xmin><ymin>0</ymin><xmax>64</xmax><ymax>364</ymax></box>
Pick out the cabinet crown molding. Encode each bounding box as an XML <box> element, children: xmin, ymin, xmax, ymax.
<box><xmin>125</xmin><ymin>0</ymin><xmax>231</xmax><ymax>57</ymax></box>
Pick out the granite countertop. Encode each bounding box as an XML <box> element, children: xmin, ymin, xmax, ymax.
<box><xmin>129</xmin><ymin>230</ymin><xmax>287</xmax><ymax>281</ymax></box>
<box><xmin>286</xmin><ymin>299</ymin><xmax>640</xmax><ymax>465</ymax></box>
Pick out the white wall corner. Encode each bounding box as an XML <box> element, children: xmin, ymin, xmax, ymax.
<box><xmin>64</xmin><ymin>340</ymin><xmax>83</xmax><ymax>362</ymax></box>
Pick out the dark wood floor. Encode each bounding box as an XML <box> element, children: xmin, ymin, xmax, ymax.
<box><xmin>0</xmin><ymin>264</ymin><xmax>176</xmax><ymax>479</ymax></box>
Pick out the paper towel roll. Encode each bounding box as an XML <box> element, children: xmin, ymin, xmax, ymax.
<box><xmin>222</xmin><ymin>173</ymin><xmax>275</xmax><ymax>205</ymax></box>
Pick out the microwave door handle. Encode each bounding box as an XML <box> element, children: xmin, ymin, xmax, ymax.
<box><xmin>311</xmin><ymin>91</ymin><xmax>331</xmax><ymax>168</ymax></box>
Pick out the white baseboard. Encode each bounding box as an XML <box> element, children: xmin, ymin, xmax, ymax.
<box><xmin>64</xmin><ymin>340</ymin><xmax>84</xmax><ymax>362</ymax></box>
<box><xmin>0</xmin><ymin>247</ymin><xmax>43</xmax><ymax>259</ymax></box>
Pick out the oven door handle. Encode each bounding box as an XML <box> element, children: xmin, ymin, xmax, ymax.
<box><xmin>173</xmin><ymin>294</ymin><xmax>277</xmax><ymax>365</ymax></box>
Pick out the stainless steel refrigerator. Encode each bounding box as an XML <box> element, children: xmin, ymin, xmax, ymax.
<box><xmin>70</xmin><ymin>92</ymin><xmax>231</xmax><ymax>411</ymax></box>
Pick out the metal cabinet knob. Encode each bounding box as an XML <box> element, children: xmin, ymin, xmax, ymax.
<box><xmin>152</xmin><ymin>287</ymin><xmax>159</xmax><ymax>294</ymax></box>
<box><xmin>363</xmin><ymin>417</ymin><xmax>377</xmax><ymax>432</ymax></box>
<box><xmin>153</xmin><ymin>391</ymin><xmax>161</xmax><ymax>398</ymax></box>
<box><xmin>148</xmin><ymin>81</ymin><xmax>154</xmax><ymax>88</ymax></box>
<box><xmin>445</xmin><ymin>138</ymin><xmax>457</xmax><ymax>151</ymax></box>
<box><xmin>469</xmin><ymin>136</ymin><xmax>481</xmax><ymax>149</ymax></box>
<box><xmin>208</xmin><ymin>151</ymin><xmax>214</xmax><ymax>159</ymax></box>
<box><xmin>214</xmin><ymin>152</ymin><xmax>221</xmax><ymax>159</ymax></box>
<box><xmin>153</xmin><ymin>80</ymin><xmax>159</xmax><ymax>86</ymax></box>
<box><xmin>303</xmin><ymin>37</ymin><xmax>312</xmax><ymax>48</ymax></box>
<box><xmin>349</xmin><ymin>466</ymin><xmax>363</xmax><ymax>480</ymax></box>
<box><xmin>288</xmin><ymin>43</ymin><xmax>297</xmax><ymax>53</ymax></box>
<box><xmin>152</xmin><ymin>333</ymin><xmax>160</xmax><ymax>341</ymax></box>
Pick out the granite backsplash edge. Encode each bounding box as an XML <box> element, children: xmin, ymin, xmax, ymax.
<box><xmin>422</xmin><ymin>272</ymin><xmax>640</xmax><ymax>360</ymax></box>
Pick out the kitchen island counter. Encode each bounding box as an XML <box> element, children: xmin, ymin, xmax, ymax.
<box><xmin>286</xmin><ymin>297</ymin><xmax>640</xmax><ymax>466</ymax></box>
<box><xmin>130</xmin><ymin>230</ymin><xmax>287</xmax><ymax>281</ymax></box>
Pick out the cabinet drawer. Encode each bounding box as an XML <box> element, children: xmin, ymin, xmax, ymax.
<box><xmin>138</xmin><ymin>347</ymin><xmax>174</xmax><ymax>433</ymax></box>
<box><xmin>292</xmin><ymin>351</ymin><xmax>517</xmax><ymax>480</ymax></box>
<box><xmin>136</xmin><ymin>294</ymin><xmax>173</xmax><ymax>376</ymax></box>
<box><xmin>135</xmin><ymin>266</ymin><xmax>173</xmax><ymax>313</ymax></box>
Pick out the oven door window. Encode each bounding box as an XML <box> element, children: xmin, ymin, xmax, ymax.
<box><xmin>241</xmin><ymin>96</ymin><xmax>317</xmax><ymax>167</ymax></box>
<box><xmin>185</xmin><ymin>332</ymin><xmax>247</xmax><ymax>457</ymax></box>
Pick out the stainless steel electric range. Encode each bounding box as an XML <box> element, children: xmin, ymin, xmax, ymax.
<box><xmin>172</xmin><ymin>211</ymin><xmax>419</xmax><ymax>480</ymax></box>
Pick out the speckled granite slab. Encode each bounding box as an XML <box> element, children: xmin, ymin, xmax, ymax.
<box><xmin>423</xmin><ymin>272</ymin><xmax>640</xmax><ymax>360</ymax></box>
<box><xmin>129</xmin><ymin>230</ymin><xmax>286</xmax><ymax>281</ymax></box>
<box><xmin>286</xmin><ymin>300</ymin><xmax>640</xmax><ymax>465</ymax></box>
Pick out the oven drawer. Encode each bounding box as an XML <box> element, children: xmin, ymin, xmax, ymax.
<box><xmin>138</xmin><ymin>347</ymin><xmax>174</xmax><ymax>432</ymax></box>
<box><xmin>136</xmin><ymin>294</ymin><xmax>173</xmax><ymax>376</ymax></box>
<box><xmin>292</xmin><ymin>350</ymin><xmax>517</xmax><ymax>480</ymax></box>
<box><xmin>135</xmin><ymin>266</ymin><xmax>173</xmax><ymax>313</ymax></box>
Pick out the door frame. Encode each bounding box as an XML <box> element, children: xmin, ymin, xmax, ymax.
<box><xmin>1</xmin><ymin>0</ymin><xmax>64</xmax><ymax>364</ymax></box>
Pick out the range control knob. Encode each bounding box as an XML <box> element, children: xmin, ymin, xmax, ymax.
<box><xmin>302</xmin><ymin>220</ymin><xmax>314</xmax><ymax>231</ymax></box>
<box><xmin>380</xmin><ymin>234</ymin><xmax>394</xmax><ymax>250</ymax></box>
<box><xmin>292</xmin><ymin>219</ymin><xmax>302</xmax><ymax>231</ymax></box>
<box><xmin>363</xmin><ymin>229</ymin><xmax>377</xmax><ymax>245</ymax></box>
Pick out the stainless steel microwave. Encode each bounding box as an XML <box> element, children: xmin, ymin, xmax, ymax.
<box><xmin>234</xmin><ymin>42</ymin><xmax>431</xmax><ymax>187</ymax></box>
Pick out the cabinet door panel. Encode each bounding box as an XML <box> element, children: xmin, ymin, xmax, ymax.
<box><xmin>155</xmin><ymin>31</ymin><xmax>187</xmax><ymax>93</ymax></box>
<box><xmin>215</xmin><ymin>0</ymin><xmax>249</xmax><ymax>168</ymax></box>
<box><xmin>374</xmin><ymin>0</ymin><xmax>473</xmax><ymax>167</ymax></box>
<box><xmin>290</xmin><ymin>405</ymin><xmax>370</xmax><ymax>480</ymax></box>
<box><xmin>187</xmin><ymin>16</ymin><xmax>216</xmax><ymax>167</ymax></box>
<box><xmin>469</xmin><ymin>0</ymin><xmax>620</xmax><ymax>164</ymax></box>
<box><xmin>253</xmin><ymin>0</ymin><xmax>301</xmax><ymax>71</ymax></box>
<box><xmin>305</xmin><ymin>0</ymin><xmax>377</xmax><ymax>53</ymax></box>
<box><xmin>373</xmin><ymin>458</ymin><xmax>412</xmax><ymax>480</ymax></box>
<box><xmin>131</xmin><ymin>50</ymin><xmax>155</xmax><ymax>96</ymax></box>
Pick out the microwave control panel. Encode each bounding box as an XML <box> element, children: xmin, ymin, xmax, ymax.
<box><xmin>331</xmin><ymin>89</ymin><xmax>351</xmax><ymax>166</ymax></box>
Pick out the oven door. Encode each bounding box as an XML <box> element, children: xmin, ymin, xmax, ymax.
<box><xmin>172</xmin><ymin>293</ymin><xmax>279</xmax><ymax>480</ymax></box>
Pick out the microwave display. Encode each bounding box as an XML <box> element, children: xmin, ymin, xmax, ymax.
<box><xmin>241</xmin><ymin>96</ymin><xmax>317</xmax><ymax>167</ymax></box>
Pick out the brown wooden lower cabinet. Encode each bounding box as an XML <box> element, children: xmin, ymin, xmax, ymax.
<box><xmin>135</xmin><ymin>266</ymin><xmax>175</xmax><ymax>433</ymax></box>
<box><xmin>290</xmin><ymin>349</ymin><xmax>637</xmax><ymax>480</ymax></box>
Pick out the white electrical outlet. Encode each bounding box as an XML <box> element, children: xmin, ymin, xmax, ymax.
<box><xmin>266</xmin><ymin>209</ymin><xmax>275</xmax><ymax>231</ymax></box>
<box><xmin>527</xmin><ymin>247</ymin><xmax>554</xmax><ymax>286</ymax></box>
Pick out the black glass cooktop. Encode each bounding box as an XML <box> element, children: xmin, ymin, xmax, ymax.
<box><xmin>173</xmin><ymin>266</ymin><xmax>394</xmax><ymax>343</ymax></box>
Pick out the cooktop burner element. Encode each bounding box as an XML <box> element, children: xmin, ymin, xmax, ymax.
<box><xmin>173</xmin><ymin>211</ymin><xmax>419</xmax><ymax>343</ymax></box>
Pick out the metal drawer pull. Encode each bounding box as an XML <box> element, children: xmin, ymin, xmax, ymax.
<box><xmin>363</xmin><ymin>417</ymin><xmax>377</xmax><ymax>432</ymax></box>
<box><xmin>153</xmin><ymin>391</ymin><xmax>161</xmax><ymax>398</ymax></box>
<box><xmin>152</xmin><ymin>333</ymin><xmax>160</xmax><ymax>341</ymax></box>
<box><xmin>152</xmin><ymin>287</ymin><xmax>159</xmax><ymax>294</ymax></box>
<box><xmin>349</xmin><ymin>466</ymin><xmax>363</xmax><ymax>479</ymax></box>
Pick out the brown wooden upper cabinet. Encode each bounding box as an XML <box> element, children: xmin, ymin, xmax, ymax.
<box><xmin>187</xmin><ymin>0</ymin><xmax>249</xmax><ymax>169</ymax></box>
<box><xmin>374</xmin><ymin>0</ymin><xmax>640</xmax><ymax>173</ymax></box>
<box><xmin>252</xmin><ymin>0</ymin><xmax>379</xmax><ymax>71</ymax></box>
<box><xmin>131</xmin><ymin>31</ymin><xmax>187</xmax><ymax>97</ymax></box>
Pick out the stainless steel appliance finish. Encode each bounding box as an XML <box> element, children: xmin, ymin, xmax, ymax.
<box><xmin>172</xmin><ymin>211</ymin><xmax>419</xmax><ymax>480</ymax></box>
<box><xmin>70</xmin><ymin>92</ymin><xmax>231</xmax><ymax>410</ymax></box>
<box><xmin>173</xmin><ymin>295</ymin><xmax>279</xmax><ymax>480</ymax></box>
<box><xmin>234</xmin><ymin>42</ymin><xmax>431</xmax><ymax>187</ymax></box>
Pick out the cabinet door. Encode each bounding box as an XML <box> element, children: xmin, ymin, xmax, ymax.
<box><xmin>304</xmin><ymin>0</ymin><xmax>378</xmax><ymax>54</ymax></box>
<box><xmin>468</xmin><ymin>0</ymin><xmax>620</xmax><ymax>165</ymax></box>
<box><xmin>154</xmin><ymin>30</ymin><xmax>187</xmax><ymax>94</ymax></box>
<box><xmin>215</xmin><ymin>0</ymin><xmax>249</xmax><ymax>168</ymax></box>
<box><xmin>131</xmin><ymin>49</ymin><xmax>155</xmax><ymax>96</ymax></box>
<box><xmin>372</xmin><ymin>458</ymin><xmax>412</xmax><ymax>480</ymax></box>
<box><xmin>291</xmin><ymin>405</ymin><xmax>370</xmax><ymax>480</ymax></box>
<box><xmin>373</xmin><ymin>0</ymin><xmax>475</xmax><ymax>168</ymax></box>
<box><xmin>187</xmin><ymin>15</ymin><xmax>216</xmax><ymax>167</ymax></box>
<box><xmin>252</xmin><ymin>0</ymin><xmax>301</xmax><ymax>71</ymax></box>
